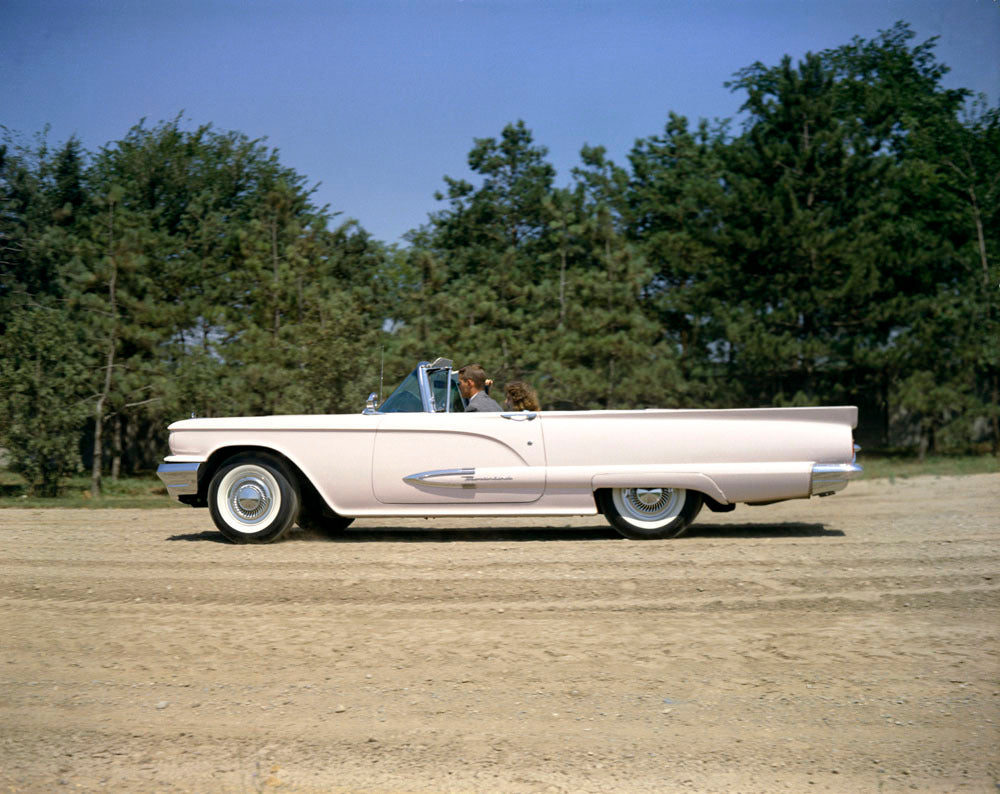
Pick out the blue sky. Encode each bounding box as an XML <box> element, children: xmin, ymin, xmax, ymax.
<box><xmin>3</xmin><ymin>0</ymin><xmax>998</xmax><ymax>244</ymax></box>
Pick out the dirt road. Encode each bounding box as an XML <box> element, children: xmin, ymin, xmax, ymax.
<box><xmin>2</xmin><ymin>474</ymin><xmax>998</xmax><ymax>793</ymax></box>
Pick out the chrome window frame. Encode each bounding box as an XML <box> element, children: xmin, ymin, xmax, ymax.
<box><xmin>367</xmin><ymin>357</ymin><xmax>459</xmax><ymax>414</ymax></box>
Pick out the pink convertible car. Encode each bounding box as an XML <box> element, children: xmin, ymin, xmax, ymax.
<box><xmin>157</xmin><ymin>358</ymin><xmax>862</xmax><ymax>543</ymax></box>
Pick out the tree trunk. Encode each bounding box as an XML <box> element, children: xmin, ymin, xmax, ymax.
<box><xmin>90</xmin><ymin>338</ymin><xmax>114</xmax><ymax>498</ymax></box>
<box><xmin>963</xmin><ymin>173</ymin><xmax>996</xmax><ymax>454</ymax></box>
<box><xmin>960</xmin><ymin>152</ymin><xmax>991</xmax><ymax>290</ymax></box>
<box><xmin>111</xmin><ymin>415</ymin><xmax>122</xmax><ymax>481</ymax></box>
<box><xmin>992</xmin><ymin>373</ymin><xmax>999</xmax><ymax>457</ymax></box>
<box><xmin>91</xmin><ymin>200</ymin><xmax>118</xmax><ymax>499</ymax></box>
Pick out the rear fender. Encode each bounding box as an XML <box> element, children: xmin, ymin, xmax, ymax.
<box><xmin>590</xmin><ymin>472</ymin><xmax>727</xmax><ymax>505</ymax></box>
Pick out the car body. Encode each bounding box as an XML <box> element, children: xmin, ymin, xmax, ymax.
<box><xmin>157</xmin><ymin>358</ymin><xmax>863</xmax><ymax>543</ymax></box>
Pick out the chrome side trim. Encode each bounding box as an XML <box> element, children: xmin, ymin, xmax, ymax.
<box><xmin>403</xmin><ymin>468</ymin><xmax>475</xmax><ymax>487</ymax></box>
<box><xmin>157</xmin><ymin>462</ymin><xmax>202</xmax><ymax>498</ymax></box>
<box><xmin>810</xmin><ymin>462</ymin><xmax>863</xmax><ymax>496</ymax></box>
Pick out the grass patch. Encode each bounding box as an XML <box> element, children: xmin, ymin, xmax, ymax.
<box><xmin>859</xmin><ymin>454</ymin><xmax>999</xmax><ymax>480</ymax></box>
<box><xmin>0</xmin><ymin>472</ymin><xmax>179</xmax><ymax>509</ymax></box>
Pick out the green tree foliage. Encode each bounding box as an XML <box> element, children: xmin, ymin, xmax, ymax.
<box><xmin>887</xmin><ymin>99</ymin><xmax>1000</xmax><ymax>454</ymax></box>
<box><xmin>0</xmin><ymin>307</ymin><xmax>90</xmax><ymax>496</ymax></box>
<box><xmin>391</xmin><ymin>121</ymin><xmax>557</xmax><ymax>381</ymax></box>
<box><xmin>622</xmin><ymin>116</ymin><xmax>729</xmax><ymax>397</ymax></box>
<box><xmin>1</xmin><ymin>118</ymin><xmax>387</xmax><ymax>495</ymax></box>
<box><xmin>396</xmin><ymin>21</ymin><xmax>995</xmax><ymax>452</ymax></box>
<box><xmin>1</xmin><ymin>134</ymin><xmax>95</xmax><ymax>495</ymax></box>
<box><xmin>720</xmin><ymin>49</ymin><xmax>905</xmax><ymax>406</ymax></box>
<box><xmin>533</xmin><ymin>183</ymin><xmax>685</xmax><ymax>409</ymax></box>
<box><xmin>401</xmin><ymin>123</ymin><xmax>686</xmax><ymax>409</ymax></box>
<box><xmin>1</xmin><ymin>134</ymin><xmax>88</xmax><ymax>316</ymax></box>
<box><xmin>680</xmin><ymin>22</ymin><xmax>990</xmax><ymax>453</ymax></box>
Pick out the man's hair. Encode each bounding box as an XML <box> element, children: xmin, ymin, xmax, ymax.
<box><xmin>457</xmin><ymin>364</ymin><xmax>487</xmax><ymax>390</ymax></box>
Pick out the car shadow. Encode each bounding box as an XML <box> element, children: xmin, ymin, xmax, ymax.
<box><xmin>167</xmin><ymin>521</ymin><xmax>839</xmax><ymax>544</ymax></box>
<box><xmin>165</xmin><ymin>527</ymin><xmax>623</xmax><ymax>543</ymax></box>
<box><xmin>166</xmin><ymin>530</ymin><xmax>233</xmax><ymax>543</ymax></box>
<box><xmin>685</xmin><ymin>522</ymin><xmax>843</xmax><ymax>539</ymax></box>
<box><xmin>299</xmin><ymin>526</ymin><xmax>624</xmax><ymax>543</ymax></box>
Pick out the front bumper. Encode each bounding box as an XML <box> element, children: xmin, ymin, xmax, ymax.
<box><xmin>157</xmin><ymin>461</ymin><xmax>203</xmax><ymax>499</ymax></box>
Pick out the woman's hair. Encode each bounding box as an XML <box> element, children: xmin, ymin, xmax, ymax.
<box><xmin>504</xmin><ymin>380</ymin><xmax>540</xmax><ymax>411</ymax></box>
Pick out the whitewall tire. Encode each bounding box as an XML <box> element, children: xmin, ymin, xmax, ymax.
<box><xmin>208</xmin><ymin>453</ymin><xmax>300</xmax><ymax>544</ymax></box>
<box><xmin>598</xmin><ymin>487</ymin><xmax>703</xmax><ymax>539</ymax></box>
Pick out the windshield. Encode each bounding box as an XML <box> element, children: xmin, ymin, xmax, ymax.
<box><xmin>379</xmin><ymin>369</ymin><xmax>424</xmax><ymax>412</ymax></box>
<box><xmin>377</xmin><ymin>361</ymin><xmax>467</xmax><ymax>413</ymax></box>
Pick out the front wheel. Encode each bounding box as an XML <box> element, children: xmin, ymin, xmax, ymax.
<box><xmin>597</xmin><ymin>487</ymin><xmax>703</xmax><ymax>540</ymax></box>
<box><xmin>208</xmin><ymin>453</ymin><xmax>300</xmax><ymax>544</ymax></box>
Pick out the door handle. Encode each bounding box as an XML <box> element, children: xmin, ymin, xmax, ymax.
<box><xmin>501</xmin><ymin>412</ymin><xmax>537</xmax><ymax>421</ymax></box>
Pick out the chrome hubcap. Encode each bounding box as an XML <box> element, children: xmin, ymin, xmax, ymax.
<box><xmin>229</xmin><ymin>476</ymin><xmax>272</xmax><ymax>521</ymax></box>
<box><xmin>625</xmin><ymin>487</ymin><xmax>675</xmax><ymax>515</ymax></box>
<box><xmin>635</xmin><ymin>488</ymin><xmax>664</xmax><ymax>508</ymax></box>
<box><xmin>612</xmin><ymin>486</ymin><xmax>687</xmax><ymax>527</ymax></box>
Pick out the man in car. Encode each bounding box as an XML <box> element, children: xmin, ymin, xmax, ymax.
<box><xmin>457</xmin><ymin>364</ymin><xmax>502</xmax><ymax>412</ymax></box>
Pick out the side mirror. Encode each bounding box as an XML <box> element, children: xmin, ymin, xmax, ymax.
<box><xmin>365</xmin><ymin>392</ymin><xmax>379</xmax><ymax>413</ymax></box>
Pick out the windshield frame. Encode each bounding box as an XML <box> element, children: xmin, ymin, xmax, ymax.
<box><xmin>371</xmin><ymin>358</ymin><xmax>465</xmax><ymax>414</ymax></box>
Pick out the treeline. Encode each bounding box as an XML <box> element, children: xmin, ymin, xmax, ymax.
<box><xmin>2</xmin><ymin>23</ymin><xmax>997</xmax><ymax>496</ymax></box>
<box><xmin>1</xmin><ymin>122</ymin><xmax>388</xmax><ymax>495</ymax></box>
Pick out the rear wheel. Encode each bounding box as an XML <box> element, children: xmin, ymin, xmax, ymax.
<box><xmin>208</xmin><ymin>453</ymin><xmax>300</xmax><ymax>544</ymax></box>
<box><xmin>597</xmin><ymin>487</ymin><xmax>703</xmax><ymax>540</ymax></box>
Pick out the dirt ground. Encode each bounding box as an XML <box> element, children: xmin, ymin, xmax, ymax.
<box><xmin>1</xmin><ymin>474</ymin><xmax>998</xmax><ymax>793</ymax></box>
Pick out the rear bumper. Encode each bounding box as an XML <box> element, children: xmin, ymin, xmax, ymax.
<box><xmin>157</xmin><ymin>461</ymin><xmax>203</xmax><ymax>499</ymax></box>
<box><xmin>810</xmin><ymin>462</ymin><xmax>863</xmax><ymax>496</ymax></box>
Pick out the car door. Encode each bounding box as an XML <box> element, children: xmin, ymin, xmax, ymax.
<box><xmin>372</xmin><ymin>411</ymin><xmax>545</xmax><ymax>504</ymax></box>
